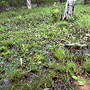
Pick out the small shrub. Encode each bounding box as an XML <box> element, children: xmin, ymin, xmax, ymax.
<box><xmin>0</xmin><ymin>1</ymin><xmax>9</xmax><ymax>8</ymax></box>
<box><xmin>66</xmin><ymin>61</ymin><xmax>76</xmax><ymax>70</ymax></box>
<box><xmin>83</xmin><ymin>58</ymin><xmax>90</xmax><ymax>72</ymax></box>
<box><xmin>0</xmin><ymin>46</ymin><xmax>7</xmax><ymax>52</ymax></box>
<box><xmin>66</xmin><ymin>61</ymin><xmax>76</xmax><ymax>75</ymax></box>
<box><xmin>67</xmin><ymin>14</ymin><xmax>79</xmax><ymax>22</ymax></box>
<box><xmin>56</xmin><ymin>21</ymin><xmax>68</xmax><ymax>26</ymax></box>
<box><xmin>28</xmin><ymin>62</ymin><xmax>37</xmax><ymax>71</ymax></box>
<box><xmin>52</xmin><ymin>46</ymin><xmax>67</xmax><ymax>63</ymax></box>
<box><xmin>50</xmin><ymin>9</ymin><xmax>59</xmax><ymax>22</ymax></box>
<box><xmin>7</xmin><ymin>69</ymin><xmax>25</xmax><ymax>83</ymax></box>
<box><xmin>72</xmin><ymin>76</ymin><xmax>86</xmax><ymax>83</ymax></box>
<box><xmin>0</xmin><ymin>40</ymin><xmax>14</xmax><ymax>48</ymax></box>
<box><xmin>50</xmin><ymin>2</ymin><xmax>64</xmax><ymax>22</ymax></box>
<box><xmin>31</xmin><ymin>73</ymin><xmax>52</xmax><ymax>90</ymax></box>
<box><xmin>55</xmin><ymin>63</ymin><xmax>67</xmax><ymax>72</ymax></box>
<box><xmin>0</xmin><ymin>61</ymin><xmax>5</xmax><ymax>74</ymax></box>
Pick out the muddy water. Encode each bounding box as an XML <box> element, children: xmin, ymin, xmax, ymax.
<box><xmin>74</xmin><ymin>76</ymin><xmax>90</xmax><ymax>90</ymax></box>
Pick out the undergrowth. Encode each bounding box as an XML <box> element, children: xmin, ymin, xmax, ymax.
<box><xmin>0</xmin><ymin>0</ymin><xmax>90</xmax><ymax>90</ymax></box>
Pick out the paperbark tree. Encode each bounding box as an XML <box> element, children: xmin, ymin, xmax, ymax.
<box><xmin>63</xmin><ymin>0</ymin><xmax>77</xmax><ymax>20</ymax></box>
<box><xmin>27</xmin><ymin>0</ymin><xmax>31</xmax><ymax>9</ymax></box>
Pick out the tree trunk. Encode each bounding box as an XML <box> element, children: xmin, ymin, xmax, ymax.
<box><xmin>36</xmin><ymin>0</ymin><xmax>40</xmax><ymax>6</ymax></box>
<box><xmin>63</xmin><ymin>0</ymin><xmax>77</xmax><ymax>20</ymax></box>
<box><xmin>83</xmin><ymin>0</ymin><xmax>89</xmax><ymax>4</ymax></box>
<box><xmin>27</xmin><ymin>0</ymin><xmax>31</xmax><ymax>9</ymax></box>
<box><xmin>59</xmin><ymin>0</ymin><xmax>63</xmax><ymax>3</ymax></box>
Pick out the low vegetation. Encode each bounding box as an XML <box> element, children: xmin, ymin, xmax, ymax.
<box><xmin>0</xmin><ymin>0</ymin><xmax>90</xmax><ymax>90</ymax></box>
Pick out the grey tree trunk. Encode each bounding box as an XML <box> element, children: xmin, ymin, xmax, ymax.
<box><xmin>63</xmin><ymin>0</ymin><xmax>77</xmax><ymax>20</ymax></box>
<box><xmin>59</xmin><ymin>0</ymin><xmax>63</xmax><ymax>3</ymax></box>
<box><xmin>27</xmin><ymin>0</ymin><xmax>31</xmax><ymax>9</ymax></box>
<box><xmin>36</xmin><ymin>0</ymin><xmax>40</xmax><ymax>6</ymax></box>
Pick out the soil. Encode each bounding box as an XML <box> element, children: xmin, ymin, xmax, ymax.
<box><xmin>74</xmin><ymin>76</ymin><xmax>90</xmax><ymax>90</ymax></box>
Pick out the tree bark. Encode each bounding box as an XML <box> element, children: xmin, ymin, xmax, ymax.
<box><xmin>36</xmin><ymin>0</ymin><xmax>40</xmax><ymax>6</ymax></box>
<box><xmin>83</xmin><ymin>0</ymin><xmax>89</xmax><ymax>4</ymax></box>
<box><xmin>59</xmin><ymin>0</ymin><xmax>63</xmax><ymax>3</ymax></box>
<box><xmin>27</xmin><ymin>0</ymin><xmax>31</xmax><ymax>9</ymax></box>
<box><xmin>63</xmin><ymin>0</ymin><xmax>77</xmax><ymax>20</ymax></box>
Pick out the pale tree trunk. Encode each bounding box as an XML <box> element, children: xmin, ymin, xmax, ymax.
<box><xmin>83</xmin><ymin>0</ymin><xmax>89</xmax><ymax>4</ymax></box>
<box><xmin>63</xmin><ymin>0</ymin><xmax>77</xmax><ymax>20</ymax></box>
<box><xmin>27</xmin><ymin>0</ymin><xmax>31</xmax><ymax>9</ymax></box>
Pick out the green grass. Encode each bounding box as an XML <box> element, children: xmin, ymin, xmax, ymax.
<box><xmin>0</xmin><ymin>1</ymin><xmax>90</xmax><ymax>90</ymax></box>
